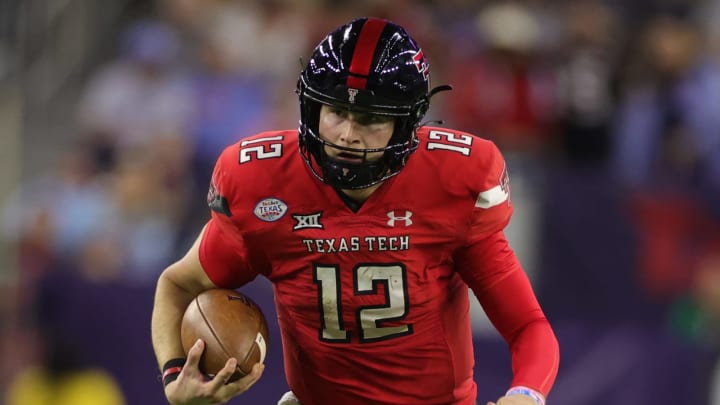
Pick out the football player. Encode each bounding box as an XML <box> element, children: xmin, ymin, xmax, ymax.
<box><xmin>152</xmin><ymin>17</ymin><xmax>559</xmax><ymax>405</ymax></box>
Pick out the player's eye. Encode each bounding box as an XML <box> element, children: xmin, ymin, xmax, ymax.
<box><xmin>328</xmin><ymin>107</ymin><xmax>349</xmax><ymax>119</ymax></box>
<box><xmin>355</xmin><ymin>113</ymin><xmax>393</xmax><ymax>126</ymax></box>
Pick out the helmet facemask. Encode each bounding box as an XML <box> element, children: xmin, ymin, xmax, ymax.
<box><xmin>298</xmin><ymin>78</ymin><xmax>424</xmax><ymax>190</ymax></box>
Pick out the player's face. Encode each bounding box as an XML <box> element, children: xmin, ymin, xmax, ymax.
<box><xmin>318</xmin><ymin>104</ymin><xmax>395</xmax><ymax>163</ymax></box>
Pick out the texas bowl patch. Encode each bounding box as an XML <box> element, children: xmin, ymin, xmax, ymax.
<box><xmin>253</xmin><ymin>198</ymin><xmax>288</xmax><ymax>222</ymax></box>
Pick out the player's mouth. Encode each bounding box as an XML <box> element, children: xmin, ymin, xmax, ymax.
<box><xmin>332</xmin><ymin>152</ymin><xmax>364</xmax><ymax>164</ymax></box>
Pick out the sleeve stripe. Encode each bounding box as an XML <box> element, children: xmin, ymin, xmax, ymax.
<box><xmin>475</xmin><ymin>185</ymin><xmax>509</xmax><ymax>209</ymax></box>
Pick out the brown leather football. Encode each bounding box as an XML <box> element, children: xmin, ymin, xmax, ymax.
<box><xmin>181</xmin><ymin>289</ymin><xmax>269</xmax><ymax>381</ymax></box>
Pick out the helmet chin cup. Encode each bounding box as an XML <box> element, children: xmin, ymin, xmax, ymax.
<box><xmin>321</xmin><ymin>158</ymin><xmax>381</xmax><ymax>190</ymax></box>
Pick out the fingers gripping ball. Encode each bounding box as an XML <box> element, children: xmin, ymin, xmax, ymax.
<box><xmin>181</xmin><ymin>289</ymin><xmax>269</xmax><ymax>382</ymax></box>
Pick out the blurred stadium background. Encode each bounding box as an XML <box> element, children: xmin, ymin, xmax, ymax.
<box><xmin>1</xmin><ymin>0</ymin><xmax>720</xmax><ymax>404</ymax></box>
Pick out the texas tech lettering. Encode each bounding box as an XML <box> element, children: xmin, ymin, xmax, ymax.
<box><xmin>301</xmin><ymin>236</ymin><xmax>411</xmax><ymax>253</ymax></box>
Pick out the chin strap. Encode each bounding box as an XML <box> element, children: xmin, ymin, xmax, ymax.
<box><xmin>419</xmin><ymin>119</ymin><xmax>445</xmax><ymax>126</ymax></box>
<box><xmin>428</xmin><ymin>84</ymin><xmax>453</xmax><ymax>97</ymax></box>
<box><xmin>418</xmin><ymin>84</ymin><xmax>453</xmax><ymax>127</ymax></box>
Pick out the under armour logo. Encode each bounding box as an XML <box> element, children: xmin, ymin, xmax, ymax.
<box><xmin>347</xmin><ymin>88</ymin><xmax>359</xmax><ymax>104</ymax></box>
<box><xmin>292</xmin><ymin>212</ymin><xmax>324</xmax><ymax>230</ymax></box>
<box><xmin>387</xmin><ymin>210</ymin><xmax>413</xmax><ymax>227</ymax></box>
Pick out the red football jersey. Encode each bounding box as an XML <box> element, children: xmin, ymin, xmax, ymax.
<box><xmin>199</xmin><ymin>126</ymin><xmax>556</xmax><ymax>405</ymax></box>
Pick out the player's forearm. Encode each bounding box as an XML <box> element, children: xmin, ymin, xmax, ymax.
<box><xmin>508</xmin><ymin>318</ymin><xmax>559</xmax><ymax>396</ymax></box>
<box><xmin>463</xmin><ymin>240</ymin><xmax>559</xmax><ymax>396</ymax></box>
<box><xmin>480</xmin><ymin>268</ymin><xmax>559</xmax><ymax>395</ymax></box>
<box><xmin>151</xmin><ymin>268</ymin><xmax>198</xmax><ymax>370</ymax></box>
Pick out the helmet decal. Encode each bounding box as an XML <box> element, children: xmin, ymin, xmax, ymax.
<box><xmin>346</xmin><ymin>18</ymin><xmax>387</xmax><ymax>89</ymax></box>
<box><xmin>412</xmin><ymin>49</ymin><xmax>429</xmax><ymax>80</ymax></box>
<box><xmin>347</xmin><ymin>88</ymin><xmax>359</xmax><ymax>104</ymax></box>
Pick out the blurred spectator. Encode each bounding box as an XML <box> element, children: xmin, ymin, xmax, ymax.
<box><xmin>611</xmin><ymin>14</ymin><xmax>720</xmax><ymax>301</ymax></box>
<box><xmin>76</xmin><ymin>19</ymin><xmax>195</xmax><ymax>155</ymax></box>
<box><xmin>187</xmin><ymin>4</ymin><xmax>274</xmax><ymax>185</ymax></box>
<box><xmin>2</xmin><ymin>141</ymin><xmax>187</xmax><ymax>286</ymax></box>
<box><xmin>554</xmin><ymin>1</ymin><xmax>621</xmax><ymax>166</ymax></box>
<box><xmin>101</xmin><ymin>152</ymin><xmax>183</xmax><ymax>284</ymax></box>
<box><xmin>669</xmin><ymin>250</ymin><xmax>720</xmax><ymax>347</ymax></box>
<box><xmin>440</xmin><ymin>1</ymin><xmax>561</xmax><ymax>285</ymax></box>
<box><xmin>2</xmin><ymin>146</ymin><xmax>114</xmax><ymax>274</ymax></box>
<box><xmin>696</xmin><ymin>0</ymin><xmax>720</xmax><ymax>59</ymax></box>
<box><xmin>168</xmin><ymin>1</ymin><xmax>315</xmax><ymax>235</ymax></box>
<box><xmin>443</xmin><ymin>1</ymin><xmax>559</xmax><ymax>155</ymax></box>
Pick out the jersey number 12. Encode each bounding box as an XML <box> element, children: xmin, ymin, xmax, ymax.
<box><xmin>313</xmin><ymin>264</ymin><xmax>413</xmax><ymax>343</ymax></box>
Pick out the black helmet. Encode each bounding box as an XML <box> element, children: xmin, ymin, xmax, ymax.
<box><xmin>297</xmin><ymin>17</ymin><xmax>449</xmax><ymax>189</ymax></box>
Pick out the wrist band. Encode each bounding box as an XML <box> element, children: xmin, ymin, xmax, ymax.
<box><xmin>506</xmin><ymin>386</ymin><xmax>545</xmax><ymax>405</ymax></box>
<box><xmin>161</xmin><ymin>358</ymin><xmax>186</xmax><ymax>387</ymax></box>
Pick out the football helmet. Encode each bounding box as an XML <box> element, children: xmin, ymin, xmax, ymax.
<box><xmin>297</xmin><ymin>17</ymin><xmax>450</xmax><ymax>189</ymax></box>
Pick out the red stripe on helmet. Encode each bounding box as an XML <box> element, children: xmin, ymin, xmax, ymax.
<box><xmin>346</xmin><ymin>18</ymin><xmax>387</xmax><ymax>89</ymax></box>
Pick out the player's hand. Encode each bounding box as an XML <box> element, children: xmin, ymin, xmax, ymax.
<box><xmin>165</xmin><ymin>339</ymin><xmax>265</xmax><ymax>405</ymax></box>
<box><xmin>487</xmin><ymin>393</ymin><xmax>543</xmax><ymax>405</ymax></box>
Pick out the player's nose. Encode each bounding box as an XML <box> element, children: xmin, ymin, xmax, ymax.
<box><xmin>337</xmin><ymin>119</ymin><xmax>361</xmax><ymax>145</ymax></box>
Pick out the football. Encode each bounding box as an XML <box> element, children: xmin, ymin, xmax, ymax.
<box><xmin>181</xmin><ymin>289</ymin><xmax>269</xmax><ymax>381</ymax></box>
